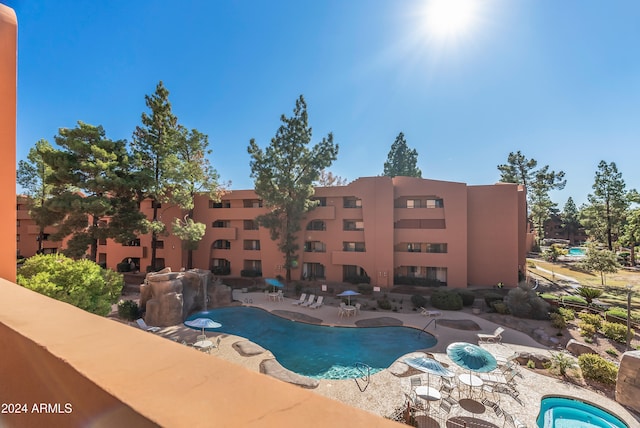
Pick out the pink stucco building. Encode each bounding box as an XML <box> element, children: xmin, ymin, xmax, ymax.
<box><xmin>19</xmin><ymin>175</ymin><xmax>527</xmax><ymax>288</ymax></box>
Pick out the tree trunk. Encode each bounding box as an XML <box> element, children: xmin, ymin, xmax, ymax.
<box><xmin>37</xmin><ymin>228</ymin><xmax>44</xmax><ymax>253</ymax></box>
<box><xmin>151</xmin><ymin>202</ymin><xmax>158</xmax><ymax>271</ymax></box>
<box><xmin>89</xmin><ymin>216</ymin><xmax>98</xmax><ymax>261</ymax></box>
<box><xmin>630</xmin><ymin>244</ymin><xmax>636</xmax><ymax>267</ymax></box>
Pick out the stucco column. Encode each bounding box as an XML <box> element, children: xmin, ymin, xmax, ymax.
<box><xmin>0</xmin><ymin>4</ymin><xmax>17</xmax><ymax>282</ymax></box>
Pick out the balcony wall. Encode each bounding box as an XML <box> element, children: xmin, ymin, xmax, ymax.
<box><xmin>211</xmin><ymin>227</ymin><xmax>237</xmax><ymax>241</ymax></box>
<box><xmin>305</xmin><ymin>205</ymin><xmax>335</xmax><ymax>220</ymax></box>
<box><xmin>0</xmin><ymin>280</ymin><xmax>397</xmax><ymax>427</ymax></box>
<box><xmin>393</xmin><ymin>207</ymin><xmax>445</xmax><ymax>221</ymax></box>
<box><xmin>331</xmin><ymin>250</ymin><xmax>368</xmax><ymax>266</ymax></box>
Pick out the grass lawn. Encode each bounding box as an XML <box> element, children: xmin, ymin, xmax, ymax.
<box><xmin>528</xmin><ymin>258</ymin><xmax>640</xmax><ymax>315</ymax></box>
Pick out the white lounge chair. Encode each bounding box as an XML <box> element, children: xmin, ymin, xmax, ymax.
<box><xmin>292</xmin><ymin>293</ymin><xmax>307</xmax><ymax>305</ymax></box>
<box><xmin>136</xmin><ymin>318</ymin><xmax>161</xmax><ymax>332</ymax></box>
<box><xmin>477</xmin><ymin>326</ymin><xmax>504</xmax><ymax>343</ymax></box>
<box><xmin>420</xmin><ymin>307</ymin><xmax>442</xmax><ymax>317</ymax></box>
<box><xmin>310</xmin><ymin>296</ymin><xmax>324</xmax><ymax>309</ymax></box>
<box><xmin>300</xmin><ymin>294</ymin><xmax>316</xmax><ymax>307</ymax></box>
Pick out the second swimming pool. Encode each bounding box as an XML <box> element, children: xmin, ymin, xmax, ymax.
<box><xmin>186</xmin><ymin>306</ymin><xmax>437</xmax><ymax>379</ymax></box>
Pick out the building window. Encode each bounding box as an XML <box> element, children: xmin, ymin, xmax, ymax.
<box><xmin>99</xmin><ymin>238</ymin><xmax>107</xmax><ymax>246</ymax></box>
<box><xmin>210</xmin><ymin>200</ymin><xmax>231</xmax><ymax>208</ymax></box>
<box><xmin>302</xmin><ymin>262</ymin><xmax>325</xmax><ymax>280</ymax></box>
<box><xmin>243</xmin><ymin>199</ymin><xmax>262</xmax><ymax>208</ymax></box>
<box><xmin>343</xmin><ymin>196</ymin><xmax>362</xmax><ymax>208</ymax></box>
<box><xmin>151</xmin><ymin>200</ymin><xmax>162</xmax><ymax>208</ymax></box>
<box><xmin>343</xmin><ymin>242</ymin><xmax>366</xmax><ymax>252</ymax></box>
<box><xmin>425</xmin><ymin>243</ymin><xmax>447</xmax><ymax>253</ymax></box>
<box><xmin>306</xmin><ymin>220</ymin><xmax>326</xmax><ymax>231</ymax></box>
<box><xmin>16</xmin><ymin>234</ymin><xmax>20</xmax><ymax>242</ymax></box>
<box><xmin>311</xmin><ymin>197</ymin><xmax>326</xmax><ymax>207</ymax></box>
<box><xmin>16</xmin><ymin>219</ymin><xmax>20</xmax><ymax>227</ymax></box>
<box><xmin>243</xmin><ymin>220</ymin><xmax>259</xmax><ymax>230</ymax></box>
<box><xmin>155</xmin><ymin>258</ymin><xmax>166</xmax><ymax>269</ymax></box>
<box><xmin>407</xmin><ymin>243</ymin><xmax>422</xmax><ymax>252</ymax></box>
<box><xmin>343</xmin><ymin>220</ymin><xmax>364</xmax><ymax>231</ymax></box>
<box><xmin>243</xmin><ymin>240</ymin><xmax>261</xmax><ymax>251</ymax></box>
<box><xmin>406</xmin><ymin>199</ymin><xmax>420</xmax><ymax>209</ymax></box>
<box><xmin>212</xmin><ymin>220</ymin><xmax>231</xmax><ymax>228</ymax></box>
<box><xmin>304</xmin><ymin>241</ymin><xmax>326</xmax><ymax>252</ymax></box>
<box><xmin>123</xmin><ymin>239</ymin><xmax>141</xmax><ymax>247</ymax></box>
<box><xmin>212</xmin><ymin>240</ymin><xmax>231</xmax><ymax>249</ymax></box>
<box><xmin>426</xmin><ymin>267</ymin><xmax>447</xmax><ymax>282</ymax></box>
<box><xmin>426</xmin><ymin>198</ymin><xmax>444</xmax><ymax>208</ymax></box>
<box><xmin>154</xmin><ymin>240</ymin><xmax>164</xmax><ymax>249</ymax></box>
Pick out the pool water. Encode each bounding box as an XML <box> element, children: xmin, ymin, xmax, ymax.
<box><xmin>186</xmin><ymin>307</ymin><xmax>437</xmax><ymax>379</ymax></box>
<box><xmin>568</xmin><ymin>247</ymin><xmax>587</xmax><ymax>256</ymax></box>
<box><xmin>537</xmin><ymin>396</ymin><xmax>628</xmax><ymax>428</ymax></box>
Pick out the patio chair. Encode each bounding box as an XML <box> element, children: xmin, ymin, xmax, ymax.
<box><xmin>310</xmin><ymin>295</ymin><xmax>324</xmax><ymax>309</ymax></box>
<box><xmin>420</xmin><ymin>307</ymin><xmax>442</xmax><ymax>317</ymax></box>
<box><xmin>276</xmin><ymin>290</ymin><xmax>284</xmax><ymax>301</ymax></box>
<box><xmin>354</xmin><ymin>303</ymin><xmax>361</xmax><ymax>315</ymax></box>
<box><xmin>477</xmin><ymin>326</ymin><xmax>504</xmax><ymax>343</ymax></box>
<box><xmin>410</xmin><ymin>376</ymin><xmax>422</xmax><ymax>389</ymax></box>
<box><xmin>136</xmin><ymin>318</ymin><xmax>161</xmax><ymax>332</ymax></box>
<box><xmin>300</xmin><ymin>294</ymin><xmax>316</xmax><ymax>307</ymax></box>
<box><xmin>196</xmin><ymin>334</ymin><xmax>207</xmax><ymax>342</ymax></box>
<box><xmin>503</xmin><ymin>411</ymin><xmax>526</xmax><ymax>428</ymax></box>
<box><xmin>291</xmin><ymin>293</ymin><xmax>307</xmax><ymax>305</ymax></box>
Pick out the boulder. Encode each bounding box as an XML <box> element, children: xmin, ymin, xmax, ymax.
<box><xmin>565</xmin><ymin>339</ymin><xmax>598</xmax><ymax>357</ymax></box>
<box><xmin>616</xmin><ymin>350</ymin><xmax>640</xmax><ymax>413</ymax></box>
<box><xmin>516</xmin><ymin>352</ymin><xmax>550</xmax><ymax>369</ymax></box>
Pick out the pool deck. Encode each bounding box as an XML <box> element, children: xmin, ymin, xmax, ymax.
<box><xmin>151</xmin><ymin>291</ymin><xmax>640</xmax><ymax>428</ymax></box>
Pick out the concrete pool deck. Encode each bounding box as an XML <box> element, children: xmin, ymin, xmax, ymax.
<box><xmin>149</xmin><ymin>291</ymin><xmax>640</xmax><ymax>427</ymax></box>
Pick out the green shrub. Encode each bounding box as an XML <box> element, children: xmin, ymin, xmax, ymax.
<box><xmin>550</xmin><ymin>313</ymin><xmax>567</xmax><ymax>330</ymax></box>
<box><xmin>492</xmin><ymin>301</ymin><xmax>509</xmax><ymax>314</ymax></box>
<box><xmin>410</xmin><ymin>294</ymin><xmax>428</xmax><ymax>309</ymax></box>
<box><xmin>539</xmin><ymin>293</ymin><xmax>559</xmax><ymax>301</ymax></box>
<box><xmin>601</xmin><ymin>321</ymin><xmax>633</xmax><ymax>343</ymax></box>
<box><xmin>116</xmin><ymin>262</ymin><xmax>131</xmax><ymax>272</ymax></box>
<box><xmin>606</xmin><ymin>307</ymin><xmax>640</xmax><ymax>324</ymax></box>
<box><xmin>346</xmin><ymin>275</ymin><xmax>370</xmax><ymax>285</ymax></box>
<box><xmin>504</xmin><ymin>284</ymin><xmax>550</xmax><ymax>320</ymax></box>
<box><xmin>240</xmin><ymin>269</ymin><xmax>262</xmax><ymax>277</ymax></box>
<box><xmin>17</xmin><ymin>254</ymin><xmax>123</xmax><ymax>316</ymax></box>
<box><xmin>578</xmin><ymin>354</ymin><xmax>618</xmax><ymax>384</ymax></box>
<box><xmin>117</xmin><ymin>299</ymin><xmax>140</xmax><ymax>321</ymax></box>
<box><xmin>430</xmin><ymin>290</ymin><xmax>463</xmax><ymax>310</ymax></box>
<box><xmin>357</xmin><ymin>284</ymin><xmax>373</xmax><ymax>295</ymax></box>
<box><xmin>211</xmin><ymin>265</ymin><xmax>230</xmax><ymax>275</ymax></box>
<box><xmin>456</xmin><ymin>290</ymin><xmax>476</xmax><ymax>307</ymax></box>
<box><xmin>527</xmin><ymin>360</ymin><xmax>535</xmax><ymax>369</ymax></box>
<box><xmin>560</xmin><ymin>295</ymin><xmax>588</xmax><ymax>305</ymax></box>
<box><xmin>558</xmin><ymin>307</ymin><xmax>575</xmax><ymax>321</ymax></box>
<box><xmin>605</xmin><ymin>348</ymin><xmax>618</xmax><ymax>357</ymax></box>
<box><xmin>578</xmin><ymin>313</ymin><xmax>603</xmax><ymax>330</ymax></box>
<box><xmin>550</xmin><ymin>352</ymin><xmax>577</xmax><ymax>376</ymax></box>
<box><xmin>484</xmin><ymin>292</ymin><xmax>503</xmax><ymax>308</ymax></box>
<box><xmin>377</xmin><ymin>298</ymin><xmax>392</xmax><ymax>310</ymax></box>
<box><xmin>578</xmin><ymin>322</ymin><xmax>596</xmax><ymax>338</ymax></box>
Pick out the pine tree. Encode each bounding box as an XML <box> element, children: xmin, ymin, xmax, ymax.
<box><xmin>247</xmin><ymin>95</ymin><xmax>338</xmax><ymax>281</ymax></box>
<box><xmin>382</xmin><ymin>132</ymin><xmax>421</xmax><ymax>178</ymax></box>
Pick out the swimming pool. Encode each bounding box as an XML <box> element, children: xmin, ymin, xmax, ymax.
<box><xmin>568</xmin><ymin>247</ymin><xmax>587</xmax><ymax>256</ymax></box>
<box><xmin>185</xmin><ymin>307</ymin><xmax>437</xmax><ymax>379</ymax></box>
<box><xmin>536</xmin><ymin>396</ymin><xmax>628</xmax><ymax>428</ymax></box>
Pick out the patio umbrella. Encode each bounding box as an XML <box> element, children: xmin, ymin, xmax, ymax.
<box><xmin>265</xmin><ymin>277</ymin><xmax>285</xmax><ymax>292</ymax></box>
<box><xmin>337</xmin><ymin>290</ymin><xmax>361</xmax><ymax>306</ymax></box>
<box><xmin>184</xmin><ymin>318</ymin><xmax>222</xmax><ymax>336</ymax></box>
<box><xmin>404</xmin><ymin>356</ymin><xmax>454</xmax><ymax>390</ymax></box>
<box><xmin>446</xmin><ymin>342</ymin><xmax>497</xmax><ymax>373</ymax></box>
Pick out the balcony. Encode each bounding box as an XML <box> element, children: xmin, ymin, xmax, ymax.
<box><xmin>394</xmin><ymin>207</ymin><xmax>445</xmax><ymax>221</ymax></box>
<box><xmin>305</xmin><ymin>205</ymin><xmax>335</xmax><ymax>220</ymax></box>
<box><xmin>0</xmin><ymin>279</ymin><xmax>388</xmax><ymax>427</ymax></box>
<box><xmin>331</xmin><ymin>250</ymin><xmax>367</xmax><ymax>266</ymax></box>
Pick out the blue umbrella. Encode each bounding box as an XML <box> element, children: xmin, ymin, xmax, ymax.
<box><xmin>337</xmin><ymin>290</ymin><xmax>361</xmax><ymax>306</ymax></box>
<box><xmin>265</xmin><ymin>278</ymin><xmax>285</xmax><ymax>292</ymax></box>
<box><xmin>184</xmin><ymin>318</ymin><xmax>222</xmax><ymax>335</ymax></box>
<box><xmin>446</xmin><ymin>342</ymin><xmax>497</xmax><ymax>373</ymax></box>
<box><xmin>404</xmin><ymin>356</ymin><xmax>454</xmax><ymax>390</ymax></box>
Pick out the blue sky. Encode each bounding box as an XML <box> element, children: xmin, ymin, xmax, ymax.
<box><xmin>6</xmin><ymin>0</ymin><xmax>639</xmax><ymax>207</ymax></box>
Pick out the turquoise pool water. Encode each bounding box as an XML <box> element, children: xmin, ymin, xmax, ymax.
<box><xmin>537</xmin><ymin>396</ymin><xmax>628</xmax><ymax>428</ymax></box>
<box><xmin>185</xmin><ymin>307</ymin><xmax>437</xmax><ymax>379</ymax></box>
<box><xmin>568</xmin><ymin>247</ymin><xmax>587</xmax><ymax>256</ymax></box>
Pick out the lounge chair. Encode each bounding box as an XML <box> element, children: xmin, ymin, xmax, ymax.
<box><xmin>292</xmin><ymin>293</ymin><xmax>307</xmax><ymax>305</ymax></box>
<box><xmin>477</xmin><ymin>326</ymin><xmax>504</xmax><ymax>343</ymax></box>
<box><xmin>420</xmin><ymin>307</ymin><xmax>442</xmax><ymax>317</ymax></box>
<box><xmin>310</xmin><ymin>295</ymin><xmax>324</xmax><ymax>309</ymax></box>
<box><xmin>136</xmin><ymin>318</ymin><xmax>161</xmax><ymax>332</ymax></box>
<box><xmin>300</xmin><ymin>294</ymin><xmax>315</xmax><ymax>307</ymax></box>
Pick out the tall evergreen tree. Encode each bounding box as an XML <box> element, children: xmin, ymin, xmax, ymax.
<box><xmin>247</xmin><ymin>95</ymin><xmax>338</xmax><ymax>281</ymax></box>
<box><xmin>169</xmin><ymin>126</ymin><xmax>225</xmax><ymax>269</ymax></box>
<box><xmin>17</xmin><ymin>139</ymin><xmax>65</xmax><ymax>252</ymax></box>
<box><xmin>621</xmin><ymin>208</ymin><xmax>640</xmax><ymax>267</ymax></box>
<box><xmin>42</xmin><ymin>122</ymin><xmax>146</xmax><ymax>260</ymax></box>
<box><xmin>314</xmin><ymin>169</ymin><xmax>348</xmax><ymax>186</ymax></box>
<box><xmin>131</xmin><ymin>81</ymin><xmax>179</xmax><ymax>271</ymax></box>
<box><xmin>580</xmin><ymin>161</ymin><xmax>629</xmax><ymax>250</ymax></box>
<box><xmin>383</xmin><ymin>132</ymin><xmax>421</xmax><ymax>178</ymax></box>
<box><xmin>497</xmin><ymin>151</ymin><xmax>565</xmax><ymax>242</ymax></box>
<box><xmin>560</xmin><ymin>197</ymin><xmax>581</xmax><ymax>243</ymax></box>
